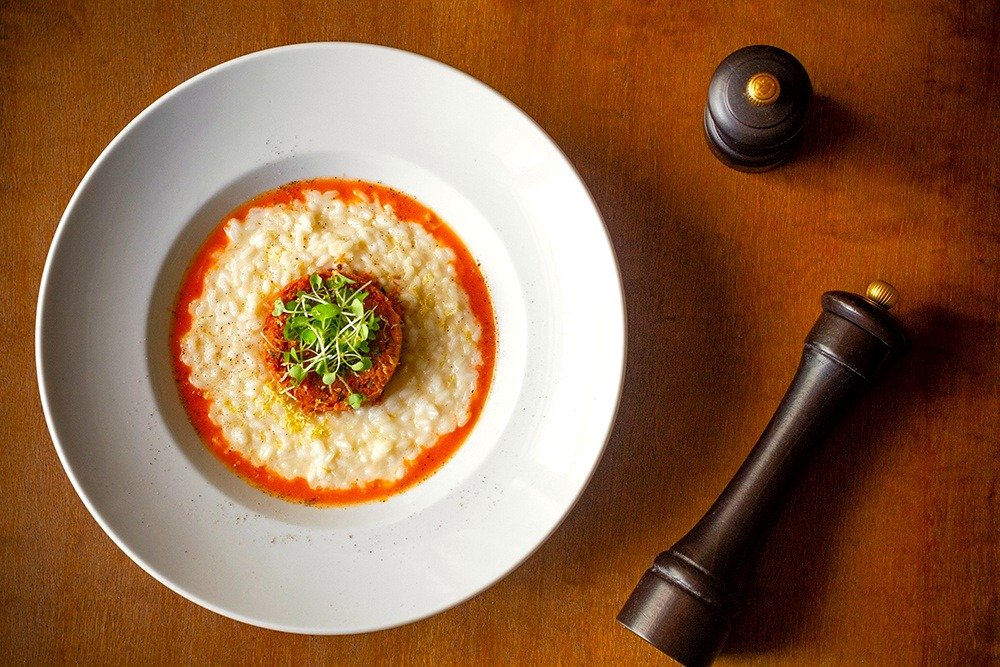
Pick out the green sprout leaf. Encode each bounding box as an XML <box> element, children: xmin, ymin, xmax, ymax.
<box><xmin>347</xmin><ymin>393</ymin><xmax>365</xmax><ymax>409</ymax></box>
<box><xmin>287</xmin><ymin>364</ymin><xmax>306</xmax><ymax>385</ymax></box>
<box><xmin>310</xmin><ymin>303</ymin><xmax>338</xmax><ymax>321</ymax></box>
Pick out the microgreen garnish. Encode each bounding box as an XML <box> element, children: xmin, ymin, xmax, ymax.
<box><xmin>274</xmin><ymin>273</ymin><xmax>382</xmax><ymax>407</ymax></box>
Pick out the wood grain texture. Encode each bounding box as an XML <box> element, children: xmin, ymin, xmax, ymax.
<box><xmin>1</xmin><ymin>0</ymin><xmax>997</xmax><ymax>664</ymax></box>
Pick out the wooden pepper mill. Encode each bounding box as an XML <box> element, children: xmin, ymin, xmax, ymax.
<box><xmin>704</xmin><ymin>45</ymin><xmax>812</xmax><ymax>171</ymax></box>
<box><xmin>618</xmin><ymin>281</ymin><xmax>908</xmax><ymax>666</ymax></box>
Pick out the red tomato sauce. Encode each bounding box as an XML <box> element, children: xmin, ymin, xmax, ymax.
<box><xmin>170</xmin><ymin>178</ymin><xmax>497</xmax><ymax>505</ymax></box>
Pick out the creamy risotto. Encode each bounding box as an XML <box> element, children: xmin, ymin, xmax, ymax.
<box><xmin>173</xmin><ymin>179</ymin><xmax>494</xmax><ymax>503</ymax></box>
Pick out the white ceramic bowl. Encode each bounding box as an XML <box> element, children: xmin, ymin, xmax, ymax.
<box><xmin>36</xmin><ymin>43</ymin><xmax>625</xmax><ymax>633</ymax></box>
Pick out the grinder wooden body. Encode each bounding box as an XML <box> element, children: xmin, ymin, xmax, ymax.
<box><xmin>618</xmin><ymin>284</ymin><xmax>908</xmax><ymax>666</ymax></box>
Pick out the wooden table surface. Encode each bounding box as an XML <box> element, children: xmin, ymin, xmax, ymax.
<box><xmin>3</xmin><ymin>1</ymin><xmax>997</xmax><ymax>664</ymax></box>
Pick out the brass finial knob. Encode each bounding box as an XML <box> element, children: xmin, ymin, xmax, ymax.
<box><xmin>746</xmin><ymin>72</ymin><xmax>781</xmax><ymax>106</ymax></box>
<box><xmin>866</xmin><ymin>280</ymin><xmax>899</xmax><ymax>310</ymax></box>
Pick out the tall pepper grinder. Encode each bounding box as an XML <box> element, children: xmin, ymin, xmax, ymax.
<box><xmin>704</xmin><ymin>45</ymin><xmax>812</xmax><ymax>171</ymax></box>
<box><xmin>618</xmin><ymin>281</ymin><xmax>908</xmax><ymax>666</ymax></box>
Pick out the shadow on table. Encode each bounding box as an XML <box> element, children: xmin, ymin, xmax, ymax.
<box><xmin>549</xmin><ymin>82</ymin><xmax>865</xmax><ymax>598</ymax></box>
<box><xmin>794</xmin><ymin>94</ymin><xmax>858</xmax><ymax>167</ymax></box>
<box><xmin>537</xmin><ymin>131</ymin><xmax>758</xmax><ymax>600</ymax></box>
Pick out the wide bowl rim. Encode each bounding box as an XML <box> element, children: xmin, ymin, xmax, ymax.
<box><xmin>35</xmin><ymin>41</ymin><xmax>627</xmax><ymax>634</ymax></box>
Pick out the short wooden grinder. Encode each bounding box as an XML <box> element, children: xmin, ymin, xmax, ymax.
<box><xmin>703</xmin><ymin>45</ymin><xmax>812</xmax><ymax>171</ymax></box>
<box><xmin>618</xmin><ymin>281</ymin><xmax>908</xmax><ymax>665</ymax></box>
